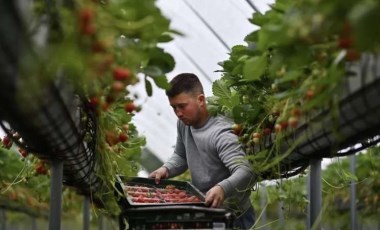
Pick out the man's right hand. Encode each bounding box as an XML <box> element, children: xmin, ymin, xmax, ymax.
<box><xmin>148</xmin><ymin>167</ymin><xmax>169</xmax><ymax>184</ymax></box>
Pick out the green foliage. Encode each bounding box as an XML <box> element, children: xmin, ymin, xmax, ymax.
<box><xmin>209</xmin><ymin>0</ymin><xmax>380</xmax><ymax>181</ymax></box>
<box><xmin>1</xmin><ymin>0</ymin><xmax>176</xmax><ymax>216</ymax></box>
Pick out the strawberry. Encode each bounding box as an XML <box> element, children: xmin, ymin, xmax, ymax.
<box><xmin>91</xmin><ymin>40</ymin><xmax>106</xmax><ymax>53</ymax></box>
<box><xmin>113</xmin><ymin>67</ymin><xmax>130</xmax><ymax>81</ymax></box>
<box><xmin>81</xmin><ymin>24</ymin><xmax>96</xmax><ymax>36</ymax></box>
<box><xmin>346</xmin><ymin>49</ymin><xmax>360</xmax><ymax>61</ymax></box>
<box><xmin>89</xmin><ymin>96</ymin><xmax>99</xmax><ymax>109</ymax></box>
<box><xmin>111</xmin><ymin>81</ymin><xmax>125</xmax><ymax>92</ymax></box>
<box><xmin>105</xmin><ymin>131</ymin><xmax>119</xmax><ymax>146</ymax></box>
<box><xmin>2</xmin><ymin>136</ymin><xmax>12</xmax><ymax>149</ymax></box>
<box><xmin>118</xmin><ymin>133</ymin><xmax>128</xmax><ymax>142</ymax></box>
<box><xmin>35</xmin><ymin>162</ymin><xmax>48</xmax><ymax>175</ymax></box>
<box><xmin>306</xmin><ymin>89</ymin><xmax>314</xmax><ymax>100</ymax></box>
<box><xmin>79</xmin><ymin>8</ymin><xmax>94</xmax><ymax>24</ymax></box>
<box><xmin>125</xmin><ymin>102</ymin><xmax>136</xmax><ymax>113</ymax></box>
<box><xmin>263</xmin><ymin>128</ymin><xmax>272</xmax><ymax>135</ymax></box>
<box><xmin>338</xmin><ymin>36</ymin><xmax>354</xmax><ymax>49</ymax></box>
<box><xmin>274</xmin><ymin>124</ymin><xmax>282</xmax><ymax>133</ymax></box>
<box><xmin>252</xmin><ymin>137</ymin><xmax>260</xmax><ymax>144</ymax></box>
<box><xmin>288</xmin><ymin>116</ymin><xmax>299</xmax><ymax>128</ymax></box>
<box><xmin>280</xmin><ymin>121</ymin><xmax>289</xmax><ymax>130</ymax></box>
<box><xmin>252</xmin><ymin>132</ymin><xmax>261</xmax><ymax>139</ymax></box>
<box><xmin>232</xmin><ymin>124</ymin><xmax>243</xmax><ymax>136</ymax></box>
<box><xmin>18</xmin><ymin>148</ymin><xmax>29</xmax><ymax>158</ymax></box>
<box><xmin>291</xmin><ymin>108</ymin><xmax>302</xmax><ymax>117</ymax></box>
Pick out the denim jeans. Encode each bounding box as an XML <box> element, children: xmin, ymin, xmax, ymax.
<box><xmin>233</xmin><ymin>205</ymin><xmax>255</xmax><ymax>229</ymax></box>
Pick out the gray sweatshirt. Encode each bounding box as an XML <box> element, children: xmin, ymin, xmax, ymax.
<box><xmin>163</xmin><ymin>115</ymin><xmax>256</xmax><ymax>214</ymax></box>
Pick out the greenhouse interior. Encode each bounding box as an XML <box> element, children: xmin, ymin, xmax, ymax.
<box><xmin>1</xmin><ymin>0</ymin><xmax>380</xmax><ymax>229</ymax></box>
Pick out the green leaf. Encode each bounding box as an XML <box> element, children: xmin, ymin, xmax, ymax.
<box><xmin>249</xmin><ymin>12</ymin><xmax>269</xmax><ymax>26</ymax></box>
<box><xmin>143</xmin><ymin>66</ymin><xmax>163</xmax><ymax>77</ymax></box>
<box><xmin>243</xmin><ymin>55</ymin><xmax>267</xmax><ymax>81</ymax></box>
<box><xmin>212</xmin><ymin>79</ymin><xmax>231</xmax><ymax>100</ymax></box>
<box><xmin>147</xmin><ymin>47</ymin><xmax>176</xmax><ymax>73</ymax></box>
<box><xmin>157</xmin><ymin>34</ymin><xmax>173</xmax><ymax>43</ymax></box>
<box><xmin>349</xmin><ymin>2</ymin><xmax>380</xmax><ymax>50</ymax></box>
<box><xmin>145</xmin><ymin>77</ymin><xmax>153</xmax><ymax>96</ymax></box>
<box><xmin>151</xmin><ymin>75</ymin><xmax>170</xmax><ymax>90</ymax></box>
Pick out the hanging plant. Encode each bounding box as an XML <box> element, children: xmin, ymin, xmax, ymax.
<box><xmin>209</xmin><ymin>0</ymin><xmax>380</xmax><ymax>180</ymax></box>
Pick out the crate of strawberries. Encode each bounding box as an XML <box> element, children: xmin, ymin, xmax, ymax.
<box><xmin>115</xmin><ymin>176</ymin><xmax>205</xmax><ymax>207</ymax></box>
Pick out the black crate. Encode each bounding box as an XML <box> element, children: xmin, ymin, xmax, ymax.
<box><xmin>115</xmin><ymin>176</ymin><xmax>206</xmax><ymax>207</ymax></box>
<box><xmin>122</xmin><ymin>205</ymin><xmax>234</xmax><ymax>230</ymax></box>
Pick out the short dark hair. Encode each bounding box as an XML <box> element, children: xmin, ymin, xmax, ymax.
<box><xmin>166</xmin><ymin>73</ymin><xmax>204</xmax><ymax>98</ymax></box>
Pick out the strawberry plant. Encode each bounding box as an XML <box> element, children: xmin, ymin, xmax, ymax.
<box><xmin>208</xmin><ymin>0</ymin><xmax>380</xmax><ymax>180</ymax></box>
<box><xmin>1</xmin><ymin>0</ymin><xmax>177</xmax><ymax>216</ymax></box>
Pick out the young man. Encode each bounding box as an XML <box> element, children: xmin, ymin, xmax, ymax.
<box><xmin>149</xmin><ymin>73</ymin><xmax>256</xmax><ymax>229</ymax></box>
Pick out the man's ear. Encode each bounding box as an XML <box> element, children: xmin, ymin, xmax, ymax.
<box><xmin>197</xmin><ymin>94</ymin><xmax>206</xmax><ymax>105</ymax></box>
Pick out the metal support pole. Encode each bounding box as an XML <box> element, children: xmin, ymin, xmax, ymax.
<box><xmin>49</xmin><ymin>159</ymin><xmax>63</xmax><ymax>230</ymax></box>
<box><xmin>83</xmin><ymin>196</ymin><xmax>90</xmax><ymax>230</ymax></box>
<box><xmin>350</xmin><ymin>155</ymin><xmax>358</xmax><ymax>230</ymax></box>
<box><xmin>98</xmin><ymin>214</ymin><xmax>105</xmax><ymax>230</ymax></box>
<box><xmin>306</xmin><ymin>172</ymin><xmax>311</xmax><ymax>230</ymax></box>
<box><xmin>1</xmin><ymin>208</ymin><xmax>6</xmax><ymax>230</ymax></box>
<box><xmin>260</xmin><ymin>184</ymin><xmax>268</xmax><ymax>230</ymax></box>
<box><xmin>278</xmin><ymin>200</ymin><xmax>285</xmax><ymax>227</ymax></box>
<box><xmin>31</xmin><ymin>216</ymin><xmax>37</xmax><ymax>230</ymax></box>
<box><xmin>309</xmin><ymin>159</ymin><xmax>322</xmax><ymax>230</ymax></box>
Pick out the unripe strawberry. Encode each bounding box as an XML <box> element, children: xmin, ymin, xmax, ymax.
<box><xmin>288</xmin><ymin>116</ymin><xmax>299</xmax><ymax>128</ymax></box>
<box><xmin>112</xmin><ymin>81</ymin><xmax>125</xmax><ymax>92</ymax></box>
<box><xmin>232</xmin><ymin>124</ymin><xmax>243</xmax><ymax>136</ymax></box>
<box><xmin>275</xmin><ymin>124</ymin><xmax>282</xmax><ymax>133</ymax></box>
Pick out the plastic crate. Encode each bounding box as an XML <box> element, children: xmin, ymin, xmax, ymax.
<box><xmin>122</xmin><ymin>205</ymin><xmax>234</xmax><ymax>230</ymax></box>
<box><xmin>115</xmin><ymin>176</ymin><xmax>206</xmax><ymax>207</ymax></box>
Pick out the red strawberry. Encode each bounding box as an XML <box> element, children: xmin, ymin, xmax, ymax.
<box><xmin>105</xmin><ymin>132</ymin><xmax>119</xmax><ymax>146</ymax></box>
<box><xmin>18</xmin><ymin>148</ymin><xmax>29</xmax><ymax>158</ymax></box>
<box><xmin>113</xmin><ymin>67</ymin><xmax>130</xmax><ymax>81</ymax></box>
<box><xmin>91</xmin><ymin>40</ymin><xmax>106</xmax><ymax>53</ymax></box>
<box><xmin>79</xmin><ymin>8</ymin><xmax>94</xmax><ymax>24</ymax></box>
<box><xmin>346</xmin><ymin>49</ymin><xmax>360</xmax><ymax>61</ymax></box>
<box><xmin>338</xmin><ymin>36</ymin><xmax>353</xmax><ymax>49</ymax></box>
<box><xmin>125</xmin><ymin>102</ymin><xmax>136</xmax><ymax>113</ymax></box>
<box><xmin>35</xmin><ymin>162</ymin><xmax>48</xmax><ymax>175</ymax></box>
<box><xmin>119</xmin><ymin>133</ymin><xmax>128</xmax><ymax>142</ymax></box>
<box><xmin>263</xmin><ymin>128</ymin><xmax>272</xmax><ymax>135</ymax></box>
<box><xmin>81</xmin><ymin>24</ymin><xmax>96</xmax><ymax>36</ymax></box>
<box><xmin>89</xmin><ymin>96</ymin><xmax>99</xmax><ymax>108</ymax></box>
<box><xmin>2</xmin><ymin>136</ymin><xmax>12</xmax><ymax>149</ymax></box>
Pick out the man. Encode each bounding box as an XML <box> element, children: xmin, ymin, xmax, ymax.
<box><xmin>149</xmin><ymin>73</ymin><xmax>256</xmax><ymax>229</ymax></box>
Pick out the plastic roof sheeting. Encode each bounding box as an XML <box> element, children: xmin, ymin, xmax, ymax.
<box><xmin>131</xmin><ymin>0</ymin><xmax>275</xmax><ymax>165</ymax></box>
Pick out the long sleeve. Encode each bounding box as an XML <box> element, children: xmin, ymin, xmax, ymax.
<box><xmin>162</xmin><ymin>120</ymin><xmax>188</xmax><ymax>177</ymax></box>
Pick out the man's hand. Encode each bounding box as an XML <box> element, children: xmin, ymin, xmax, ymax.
<box><xmin>205</xmin><ymin>185</ymin><xmax>225</xmax><ymax>208</ymax></box>
<box><xmin>148</xmin><ymin>167</ymin><xmax>169</xmax><ymax>184</ymax></box>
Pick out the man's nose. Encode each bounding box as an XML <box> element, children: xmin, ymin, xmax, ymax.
<box><xmin>175</xmin><ymin>109</ymin><xmax>183</xmax><ymax>117</ymax></box>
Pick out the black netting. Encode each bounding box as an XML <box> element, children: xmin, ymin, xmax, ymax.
<box><xmin>260</xmin><ymin>54</ymin><xmax>380</xmax><ymax>180</ymax></box>
<box><xmin>0</xmin><ymin>1</ymin><xmax>103</xmax><ymax>196</ymax></box>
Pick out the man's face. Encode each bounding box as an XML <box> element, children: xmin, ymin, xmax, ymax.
<box><xmin>169</xmin><ymin>92</ymin><xmax>204</xmax><ymax>126</ymax></box>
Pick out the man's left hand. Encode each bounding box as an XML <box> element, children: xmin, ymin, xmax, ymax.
<box><xmin>205</xmin><ymin>185</ymin><xmax>225</xmax><ymax>208</ymax></box>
